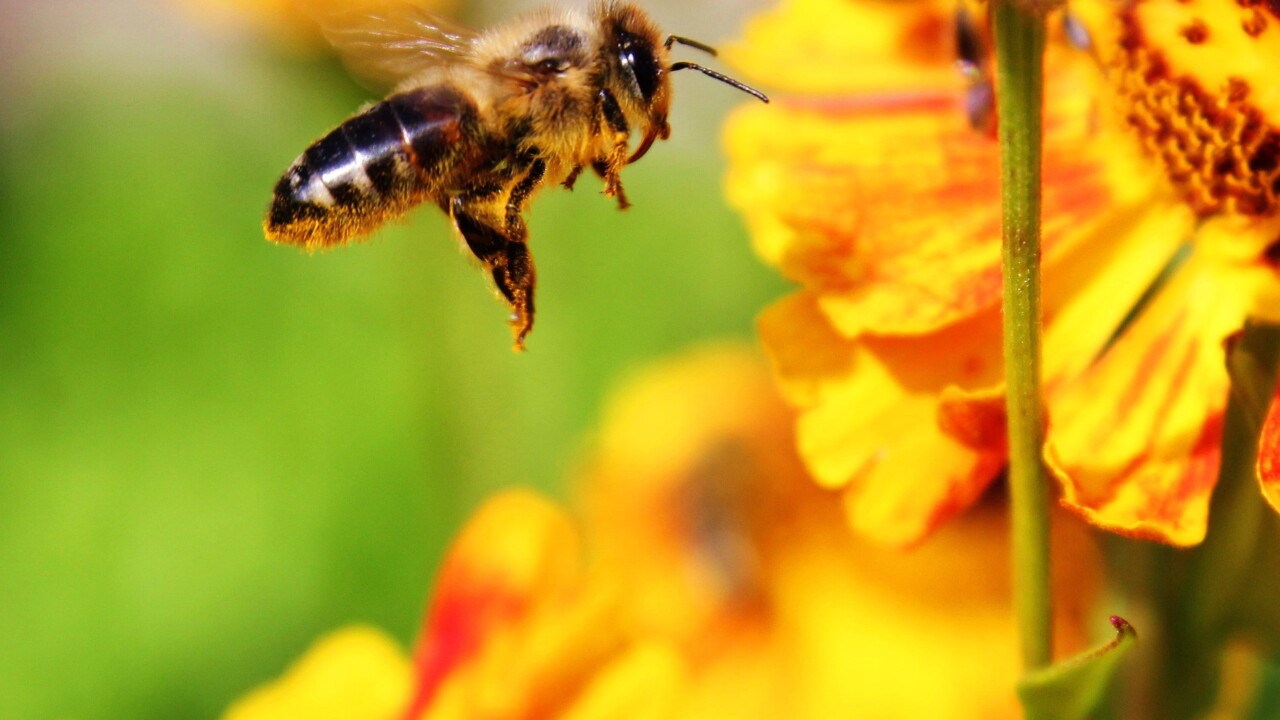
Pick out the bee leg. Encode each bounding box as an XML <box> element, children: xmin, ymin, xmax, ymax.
<box><xmin>597</xmin><ymin>89</ymin><xmax>631</xmax><ymax>210</ymax></box>
<box><xmin>450</xmin><ymin>198</ymin><xmax>537</xmax><ymax>351</ymax></box>
<box><xmin>505</xmin><ymin>158</ymin><xmax>547</xmax><ymax>236</ymax></box>
<box><xmin>562</xmin><ymin>164</ymin><xmax>584</xmax><ymax>191</ymax></box>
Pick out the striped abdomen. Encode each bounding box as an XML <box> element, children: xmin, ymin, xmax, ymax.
<box><xmin>265</xmin><ymin>85</ymin><xmax>482</xmax><ymax>249</ymax></box>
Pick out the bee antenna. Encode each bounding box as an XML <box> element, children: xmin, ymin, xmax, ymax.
<box><xmin>664</xmin><ymin>35</ymin><xmax>718</xmax><ymax>56</ymax></box>
<box><xmin>670</xmin><ymin>62</ymin><xmax>769</xmax><ymax>103</ymax></box>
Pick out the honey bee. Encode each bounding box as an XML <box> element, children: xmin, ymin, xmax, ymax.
<box><xmin>265</xmin><ymin>1</ymin><xmax>767</xmax><ymax>349</ymax></box>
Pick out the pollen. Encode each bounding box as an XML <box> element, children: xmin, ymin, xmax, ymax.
<box><xmin>1180</xmin><ymin>18</ymin><xmax>1210</xmax><ymax>42</ymax></box>
<box><xmin>1242</xmin><ymin>8</ymin><xmax>1268</xmax><ymax>36</ymax></box>
<box><xmin>1111</xmin><ymin>11</ymin><xmax>1280</xmax><ymax>217</ymax></box>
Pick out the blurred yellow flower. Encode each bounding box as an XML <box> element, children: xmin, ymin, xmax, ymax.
<box><xmin>224</xmin><ymin>345</ymin><xmax>1101</xmax><ymax>720</ymax></box>
<box><xmin>222</xmin><ymin>626</ymin><xmax>414</xmax><ymax>720</ymax></box>
<box><xmin>569</xmin><ymin>346</ymin><xmax>1100</xmax><ymax>720</ymax></box>
<box><xmin>725</xmin><ymin>0</ymin><xmax>1280</xmax><ymax>546</ymax></box>
<box><xmin>173</xmin><ymin>0</ymin><xmax>455</xmax><ymax>46</ymax></box>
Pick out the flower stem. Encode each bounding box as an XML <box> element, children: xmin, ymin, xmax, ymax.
<box><xmin>993</xmin><ymin>0</ymin><xmax>1052</xmax><ymax>671</ymax></box>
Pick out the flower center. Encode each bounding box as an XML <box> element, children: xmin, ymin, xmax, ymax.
<box><xmin>1111</xmin><ymin>8</ymin><xmax>1280</xmax><ymax>217</ymax></box>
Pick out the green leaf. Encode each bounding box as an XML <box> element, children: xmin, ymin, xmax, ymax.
<box><xmin>1017</xmin><ymin>616</ymin><xmax>1138</xmax><ymax>720</ymax></box>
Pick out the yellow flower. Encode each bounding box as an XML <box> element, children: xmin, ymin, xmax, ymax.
<box><xmin>224</xmin><ymin>345</ymin><xmax>1101</xmax><ymax>719</ymax></box>
<box><xmin>222</xmin><ymin>626</ymin><xmax>413</xmax><ymax>720</ymax></box>
<box><xmin>173</xmin><ymin>0</ymin><xmax>456</xmax><ymax>46</ymax></box>
<box><xmin>725</xmin><ymin>0</ymin><xmax>1280</xmax><ymax>546</ymax></box>
<box><xmin>570</xmin><ymin>346</ymin><xmax>1100</xmax><ymax>719</ymax></box>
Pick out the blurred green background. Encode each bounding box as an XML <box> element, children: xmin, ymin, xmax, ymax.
<box><xmin>0</xmin><ymin>0</ymin><xmax>780</xmax><ymax>716</ymax></box>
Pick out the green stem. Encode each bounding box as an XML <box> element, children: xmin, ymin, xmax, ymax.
<box><xmin>993</xmin><ymin>0</ymin><xmax>1052</xmax><ymax>672</ymax></box>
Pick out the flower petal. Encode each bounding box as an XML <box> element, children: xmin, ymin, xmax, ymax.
<box><xmin>222</xmin><ymin>627</ymin><xmax>413</xmax><ymax>720</ymax></box>
<box><xmin>1041</xmin><ymin>202</ymin><xmax>1197</xmax><ymax>390</ymax></box>
<box><xmin>726</xmin><ymin>49</ymin><xmax>1137</xmax><ymax>339</ymax></box>
<box><xmin>722</xmin><ymin>0</ymin><xmax>960</xmax><ymax>95</ymax></box>
<box><xmin>407</xmin><ymin>490</ymin><xmax>582</xmax><ymax>718</ymax></box>
<box><xmin>759</xmin><ymin>292</ymin><xmax>1005</xmax><ymax>546</ymax></box>
<box><xmin>1045</xmin><ymin>252</ymin><xmax>1256</xmax><ymax>545</ymax></box>
<box><xmin>1046</xmin><ymin>203</ymin><xmax>1280</xmax><ymax>543</ymax></box>
<box><xmin>574</xmin><ymin>344</ymin><xmax>1101</xmax><ymax>718</ymax></box>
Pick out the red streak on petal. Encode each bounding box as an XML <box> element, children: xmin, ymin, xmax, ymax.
<box><xmin>1062</xmin><ymin>312</ymin><xmax>1224</xmax><ymax>543</ymax></box>
<box><xmin>939</xmin><ymin>393</ymin><xmax>1008</xmax><ymax>452</ymax></box>
<box><xmin>400</xmin><ymin>578</ymin><xmax>530</xmax><ymax>720</ymax></box>
<box><xmin>1108</xmin><ymin>313</ymin><xmax>1188</xmax><ymax>443</ymax></box>
<box><xmin>1257</xmin><ymin>389</ymin><xmax>1280</xmax><ymax>513</ymax></box>
<box><xmin>776</xmin><ymin>90</ymin><xmax>962</xmax><ymax>117</ymax></box>
<box><xmin>1138</xmin><ymin>412</ymin><xmax>1222</xmax><ymax>534</ymax></box>
<box><xmin>914</xmin><ymin>452</ymin><xmax>1006</xmax><ymax>546</ymax></box>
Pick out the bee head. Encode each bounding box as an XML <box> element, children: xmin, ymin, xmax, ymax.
<box><xmin>598</xmin><ymin>3</ymin><xmax>768</xmax><ymax>164</ymax></box>
<box><xmin>599</xmin><ymin>4</ymin><xmax>673</xmax><ymax>159</ymax></box>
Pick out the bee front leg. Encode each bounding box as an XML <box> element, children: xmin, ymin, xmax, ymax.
<box><xmin>450</xmin><ymin>197</ymin><xmax>537</xmax><ymax>351</ymax></box>
<box><xmin>597</xmin><ymin>89</ymin><xmax>631</xmax><ymax>210</ymax></box>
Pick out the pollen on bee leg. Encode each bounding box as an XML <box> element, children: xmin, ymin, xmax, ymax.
<box><xmin>596</xmin><ymin>138</ymin><xmax>632</xmax><ymax>210</ymax></box>
<box><xmin>511</xmin><ymin>317</ymin><xmax>531</xmax><ymax>352</ymax></box>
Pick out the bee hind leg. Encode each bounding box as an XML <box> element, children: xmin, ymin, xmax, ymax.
<box><xmin>450</xmin><ymin>198</ymin><xmax>537</xmax><ymax>351</ymax></box>
<box><xmin>506</xmin><ymin>158</ymin><xmax>546</xmax><ymax>235</ymax></box>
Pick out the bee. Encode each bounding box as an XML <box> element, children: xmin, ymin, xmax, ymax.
<box><xmin>265</xmin><ymin>1</ymin><xmax>768</xmax><ymax>350</ymax></box>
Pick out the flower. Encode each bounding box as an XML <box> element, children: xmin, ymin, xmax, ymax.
<box><xmin>222</xmin><ymin>626</ymin><xmax>414</xmax><ymax>720</ymax></box>
<box><xmin>224</xmin><ymin>345</ymin><xmax>1101</xmax><ymax>719</ymax></box>
<box><xmin>173</xmin><ymin>0</ymin><xmax>456</xmax><ymax>46</ymax></box>
<box><xmin>725</xmin><ymin>0</ymin><xmax>1280</xmax><ymax>546</ymax></box>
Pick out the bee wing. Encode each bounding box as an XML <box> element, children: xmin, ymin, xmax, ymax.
<box><xmin>317</xmin><ymin>1</ymin><xmax>479</xmax><ymax>91</ymax></box>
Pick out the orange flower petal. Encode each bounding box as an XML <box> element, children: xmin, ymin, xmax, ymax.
<box><xmin>1045</xmin><ymin>204</ymin><xmax>1280</xmax><ymax>543</ymax></box>
<box><xmin>722</xmin><ymin>0</ymin><xmax>960</xmax><ymax>95</ymax></box>
<box><xmin>407</xmin><ymin>490</ymin><xmax>582</xmax><ymax>718</ymax></box>
<box><xmin>759</xmin><ymin>292</ymin><xmax>1005</xmax><ymax>546</ymax></box>
<box><xmin>938</xmin><ymin>385</ymin><xmax>1008</xmax><ymax>454</ymax></box>
<box><xmin>580</xmin><ymin>345</ymin><xmax>795</xmax><ymax>641</ymax></box>
<box><xmin>726</xmin><ymin>50</ymin><xmax>1130</xmax><ymax>339</ymax></box>
<box><xmin>729</xmin><ymin>0</ymin><xmax>1280</xmax><ymax>546</ymax></box>
<box><xmin>572</xmin><ymin>344</ymin><xmax>1101</xmax><ymax>718</ymax></box>
<box><xmin>1041</xmin><ymin>202</ymin><xmax>1197</xmax><ymax>391</ymax></box>
<box><xmin>555</xmin><ymin>643</ymin><xmax>687</xmax><ymax>720</ymax></box>
<box><xmin>1045</xmin><ymin>250</ymin><xmax>1260</xmax><ymax>545</ymax></box>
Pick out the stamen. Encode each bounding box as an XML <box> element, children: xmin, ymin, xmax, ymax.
<box><xmin>1111</xmin><ymin>12</ymin><xmax>1280</xmax><ymax>216</ymax></box>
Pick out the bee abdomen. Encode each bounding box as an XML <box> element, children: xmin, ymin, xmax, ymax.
<box><xmin>266</xmin><ymin>86</ymin><xmax>480</xmax><ymax>249</ymax></box>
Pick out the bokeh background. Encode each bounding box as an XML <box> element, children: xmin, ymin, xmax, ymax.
<box><xmin>0</xmin><ymin>0</ymin><xmax>778</xmax><ymax>716</ymax></box>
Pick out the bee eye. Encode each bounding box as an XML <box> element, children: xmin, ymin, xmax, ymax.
<box><xmin>616</xmin><ymin>32</ymin><xmax>660</xmax><ymax>102</ymax></box>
